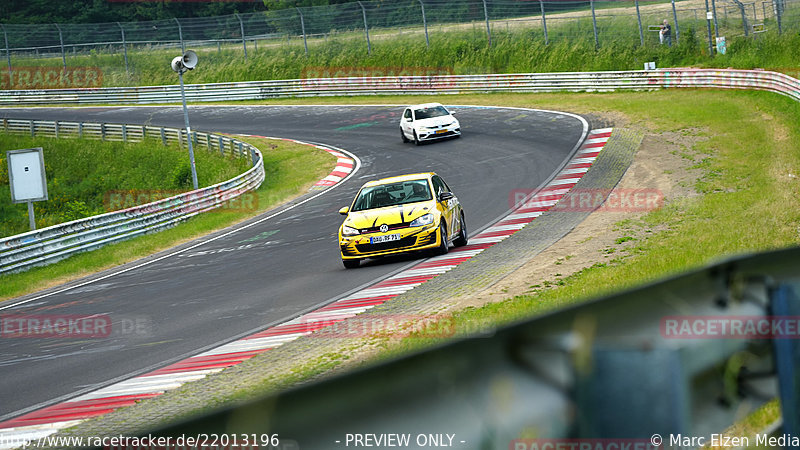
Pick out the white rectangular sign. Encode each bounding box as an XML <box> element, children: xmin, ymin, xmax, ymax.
<box><xmin>7</xmin><ymin>147</ymin><xmax>48</xmax><ymax>203</ymax></box>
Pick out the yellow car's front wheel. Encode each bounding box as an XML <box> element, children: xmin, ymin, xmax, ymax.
<box><xmin>434</xmin><ymin>221</ymin><xmax>449</xmax><ymax>256</ymax></box>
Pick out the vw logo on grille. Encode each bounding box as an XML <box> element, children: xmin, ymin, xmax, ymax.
<box><xmin>379</xmin><ymin>224</ymin><xmax>389</xmax><ymax>233</ymax></box>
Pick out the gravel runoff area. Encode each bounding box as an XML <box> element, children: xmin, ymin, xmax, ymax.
<box><xmin>49</xmin><ymin>124</ymin><xmax>643</xmax><ymax>443</ymax></box>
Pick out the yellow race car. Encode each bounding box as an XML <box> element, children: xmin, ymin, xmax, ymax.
<box><xmin>338</xmin><ymin>172</ymin><xmax>468</xmax><ymax>269</ymax></box>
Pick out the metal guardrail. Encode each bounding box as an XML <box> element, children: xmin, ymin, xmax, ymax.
<box><xmin>0</xmin><ymin>119</ymin><xmax>265</xmax><ymax>274</ymax></box>
<box><xmin>1</xmin><ymin>68</ymin><xmax>798</xmax><ymax>105</ymax></box>
<box><xmin>150</xmin><ymin>246</ymin><xmax>800</xmax><ymax>449</ymax></box>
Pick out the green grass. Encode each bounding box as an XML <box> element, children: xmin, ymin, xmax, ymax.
<box><xmin>0</xmin><ymin>136</ymin><xmax>336</xmax><ymax>302</ymax></box>
<box><xmin>369</xmin><ymin>89</ymin><xmax>800</xmax><ymax>357</ymax></box>
<box><xmin>0</xmin><ymin>133</ymin><xmax>250</xmax><ymax>238</ymax></box>
<box><xmin>7</xmin><ymin>14</ymin><xmax>800</xmax><ymax>88</ymax></box>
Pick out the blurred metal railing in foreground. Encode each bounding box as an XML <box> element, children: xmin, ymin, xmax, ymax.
<box><xmin>150</xmin><ymin>246</ymin><xmax>800</xmax><ymax>449</ymax></box>
<box><xmin>1</xmin><ymin>68</ymin><xmax>798</xmax><ymax>105</ymax></box>
<box><xmin>0</xmin><ymin>119</ymin><xmax>265</xmax><ymax>274</ymax></box>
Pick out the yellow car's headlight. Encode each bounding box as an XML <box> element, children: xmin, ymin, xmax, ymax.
<box><xmin>409</xmin><ymin>213</ymin><xmax>434</xmax><ymax>227</ymax></box>
<box><xmin>342</xmin><ymin>225</ymin><xmax>360</xmax><ymax>236</ymax></box>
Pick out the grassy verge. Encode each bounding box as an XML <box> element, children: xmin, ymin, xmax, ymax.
<box><xmin>0</xmin><ymin>134</ymin><xmax>250</xmax><ymax>237</ymax></box>
<box><xmin>7</xmin><ymin>19</ymin><xmax>800</xmax><ymax>88</ymax></box>
<box><xmin>0</xmin><ymin>136</ymin><xmax>336</xmax><ymax>302</ymax></box>
<box><xmin>352</xmin><ymin>89</ymin><xmax>799</xmax><ymax>351</ymax></box>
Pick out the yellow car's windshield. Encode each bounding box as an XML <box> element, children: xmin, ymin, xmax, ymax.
<box><xmin>352</xmin><ymin>180</ymin><xmax>432</xmax><ymax>211</ymax></box>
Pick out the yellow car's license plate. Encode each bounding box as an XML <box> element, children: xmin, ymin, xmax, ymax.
<box><xmin>371</xmin><ymin>234</ymin><xmax>401</xmax><ymax>244</ymax></box>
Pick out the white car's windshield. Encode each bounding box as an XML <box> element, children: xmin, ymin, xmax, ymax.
<box><xmin>351</xmin><ymin>180</ymin><xmax>432</xmax><ymax>211</ymax></box>
<box><xmin>414</xmin><ymin>106</ymin><xmax>450</xmax><ymax>120</ymax></box>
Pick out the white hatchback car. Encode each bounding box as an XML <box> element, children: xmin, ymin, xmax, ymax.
<box><xmin>400</xmin><ymin>103</ymin><xmax>461</xmax><ymax>145</ymax></box>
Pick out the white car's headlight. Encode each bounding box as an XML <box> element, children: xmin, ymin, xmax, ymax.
<box><xmin>410</xmin><ymin>213</ymin><xmax>434</xmax><ymax>227</ymax></box>
<box><xmin>342</xmin><ymin>225</ymin><xmax>360</xmax><ymax>236</ymax></box>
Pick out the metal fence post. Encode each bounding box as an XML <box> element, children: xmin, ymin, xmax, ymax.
<box><xmin>55</xmin><ymin>24</ymin><xmax>66</xmax><ymax>71</ymax></box>
<box><xmin>101</xmin><ymin>123</ymin><xmax>106</xmax><ymax>141</ymax></box>
<box><xmin>418</xmin><ymin>0</ymin><xmax>430</xmax><ymax>48</ymax></box>
<box><xmin>235</xmin><ymin>13</ymin><xmax>248</xmax><ymax>61</ymax></box>
<box><xmin>122</xmin><ymin>124</ymin><xmax>127</xmax><ymax>142</ymax></box>
<box><xmin>117</xmin><ymin>22</ymin><xmax>129</xmax><ymax>77</ymax></box>
<box><xmin>357</xmin><ymin>1</ymin><xmax>371</xmax><ymax>54</ymax></box>
<box><xmin>635</xmin><ymin>0</ymin><xmax>644</xmax><ymax>46</ymax></box>
<box><xmin>590</xmin><ymin>0</ymin><xmax>599</xmax><ymax>48</ymax></box>
<box><xmin>775</xmin><ymin>0</ymin><xmax>783</xmax><ymax>34</ymax></box>
<box><xmin>1</xmin><ymin>24</ymin><xmax>10</xmax><ymax>81</ymax></box>
<box><xmin>160</xmin><ymin>127</ymin><xmax>167</xmax><ymax>146</ymax></box>
<box><xmin>175</xmin><ymin>18</ymin><xmax>184</xmax><ymax>53</ymax></box>
<box><xmin>731</xmin><ymin>0</ymin><xmax>750</xmax><ymax>36</ymax></box>
<box><xmin>78</xmin><ymin>122</ymin><xmax>83</xmax><ymax>138</ymax></box>
<box><xmin>705</xmin><ymin>0</ymin><xmax>715</xmax><ymax>54</ymax></box>
<box><xmin>30</xmin><ymin>120</ymin><xmax>34</xmax><ymax>138</ymax></box>
<box><xmin>671</xmin><ymin>0</ymin><xmax>680</xmax><ymax>43</ymax></box>
<box><xmin>218</xmin><ymin>136</ymin><xmax>225</xmax><ymax>156</ymax></box>
<box><xmin>711</xmin><ymin>0</ymin><xmax>720</xmax><ymax>42</ymax></box>
<box><xmin>539</xmin><ymin>0</ymin><xmax>549</xmax><ymax>45</ymax></box>
<box><xmin>296</xmin><ymin>8</ymin><xmax>309</xmax><ymax>56</ymax></box>
<box><xmin>482</xmin><ymin>0</ymin><xmax>492</xmax><ymax>47</ymax></box>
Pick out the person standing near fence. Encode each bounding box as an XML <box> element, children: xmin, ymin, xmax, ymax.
<box><xmin>660</xmin><ymin>19</ymin><xmax>672</xmax><ymax>46</ymax></box>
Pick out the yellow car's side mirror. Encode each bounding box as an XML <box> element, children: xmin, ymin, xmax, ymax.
<box><xmin>339</xmin><ymin>207</ymin><xmax>350</xmax><ymax>215</ymax></box>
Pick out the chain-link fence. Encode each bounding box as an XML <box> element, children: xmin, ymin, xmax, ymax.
<box><xmin>0</xmin><ymin>0</ymin><xmax>796</xmax><ymax>71</ymax></box>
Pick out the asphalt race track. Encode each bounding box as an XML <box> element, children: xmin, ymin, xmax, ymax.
<box><xmin>0</xmin><ymin>105</ymin><xmax>586</xmax><ymax>420</ymax></box>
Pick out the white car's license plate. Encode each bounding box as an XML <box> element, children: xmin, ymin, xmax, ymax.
<box><xmin>435</xmin><ymin>129</ymin><xmax>448</xmax><ymax>134</ymax></box>
<box><xmin>371</xmin><ymin>234</ymin><xmax>401</xmax><ymax>244</ymax></box>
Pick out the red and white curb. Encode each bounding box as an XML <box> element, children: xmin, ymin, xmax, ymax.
<box><xmin>240</xmin><ymin>136</ymin><xmax>356</xmax><ymax>191</ymax></box>
<box><xmin>0</xmin><ymin>129</ymin><xmax>611</xmax><ymax>447</ymax></box>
